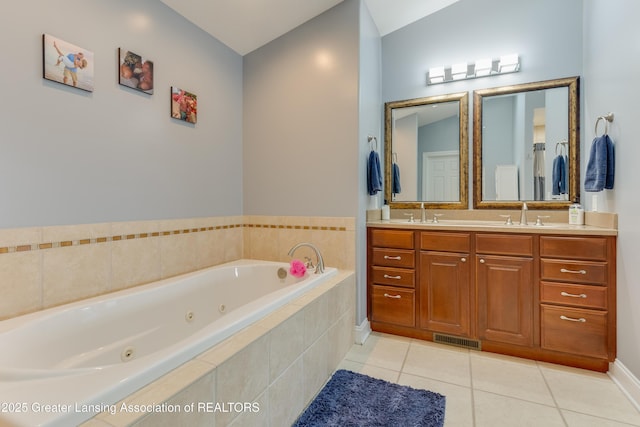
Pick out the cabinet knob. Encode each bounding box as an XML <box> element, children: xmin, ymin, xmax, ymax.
<box><xmin>479</xmin><ymin>259</ymin><xmax>485</xmax><ymax>264</ymax></box>
<box><xmin>461</xmin><ymin>257</ymin><xmax>466</xmax><ymax>263</ymax></box>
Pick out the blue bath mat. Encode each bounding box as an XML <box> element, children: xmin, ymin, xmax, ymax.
<box><xmin>293</xmin><ymin>369</ymin><xmax>445</xmax><ymax>427</ymax></box>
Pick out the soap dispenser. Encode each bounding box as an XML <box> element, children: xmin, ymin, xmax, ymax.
<box><xmin>568</xmin><ymin>201</ymin><xmax>584</xmax><ymax>225</ymax></box>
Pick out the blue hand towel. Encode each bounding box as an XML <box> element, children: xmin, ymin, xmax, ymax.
<box><xmin>551</xmin><ymin>155</ymin><xmax>566</xmax><ymax>195</ymax></box>
<box><xmin>367</xmin><ymin>150</ymin><xmax>382</xmax><ymax>196</ymax></box>
<box><xmin>392</xmin><ymin>162</ymin><xmax>401</xmax><ymax>194</ymax></box>
<box><xmin>585</xmin><ymin>134</ymin><xmax>615</xmax><ymax>192</ymax></box>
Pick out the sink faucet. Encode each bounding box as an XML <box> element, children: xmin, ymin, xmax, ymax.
<box><xmin>520</xmin><ymin>202</ymin><xmax>528</xmax><ymax>226</ymax></box>
<box><xmin>287</xmin><ymin>242</ymin><xmax>325</xmax><ymax>274</ymax></box>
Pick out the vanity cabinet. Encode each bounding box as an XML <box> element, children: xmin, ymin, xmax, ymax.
<box><xmin>419</xmin><ymin>232</ymin><xmax>471</xmax><ymax>337</ymax></box>
<box><xmin>539</xmin><ymin>236</ymin><xmax>616</xmax><ymax>363</ymax></box>
<box><xmin>368</xmin><ymin>229</ymin><xmax>416</xmax><ymax>328</ymax></box>
<box><xmin>367</xmin><ymin>225</ymin><xmax>617</xmax><ymax>372</ymax></box>
<box><xmin>476</xmin><ymin>234</ymin><xmax>534</xmax><ymax>347</ymax></box>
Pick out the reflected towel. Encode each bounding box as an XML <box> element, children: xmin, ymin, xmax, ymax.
<box><xmin>585</xmin><ymin>134</ymin><xmax>615</xmax><ymax>192</ymax></box>
<box><xmin>367</xmin><ymin>150</ymin><xmax>383</xmax><ymax>195</ymax></box>
<box><xmin>392</xmin><ymin>162</ymin><xmax>401</xmax><ymax>194</ymax></box>
<box><xmin>552</xmin><ymin>155</ymin><xmax>566</xmax><ymax>195</ymax></box>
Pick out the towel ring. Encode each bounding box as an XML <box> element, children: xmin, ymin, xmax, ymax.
<box><xmin>367</xmin><ymin>135</ymin><xmax>378</xmax><ymax>151</ymax></box>
<box><xmin>595</xmin><ymin>113</ymin><xmax>614</xmax><ymax>136</ymax></box>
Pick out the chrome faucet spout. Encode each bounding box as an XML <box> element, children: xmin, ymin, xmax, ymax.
<box><xmin>287</xmin><ymin>242</ymin><xmax>325</xmax><ymax>274</ymax></box>
<box><xmin>520</xmin><ymin>202</ymin><xmax>528</xmax><ymax>226</ymax></box>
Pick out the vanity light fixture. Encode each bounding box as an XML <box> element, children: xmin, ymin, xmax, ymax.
<box><xmin>427</xmin><ymin>66</ymin><xmax>445</xmax><ymax>84</ymax></box>
<box><xmin>473</xmin><ymin>58</ymin><xmax>493</xmax><ymax>77</ymax></box>
<box><xmin>426</xmin><ymin>53</ymin><xmax>520</xmax><ymax>85</ymax></box>
<box><xmin>451</xmin><ymin>62</ymin><xmax>468</xmax><ymax>80</ymax></box>
<box><xmin>498</xmin><ymin>53</ymin><xmax>520</xmax><ymax>73</ymax></box>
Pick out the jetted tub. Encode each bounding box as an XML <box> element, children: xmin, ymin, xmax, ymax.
<box><xmin>0</xmin><ymin>259</ymin><xmax>336</xmax><ymax>427</ymax></box>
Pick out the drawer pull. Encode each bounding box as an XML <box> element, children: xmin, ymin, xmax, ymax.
<box><xmin>560</xmin><ymin>291</ymin><xmax>587</xmax><ymax>299</ymax></box>
<box><xmin>383</xmin><ymin>274</ymin><xmax>402</xmax><ymax>280</ymax></box>
<box><xmin>560</xmin><ymin>268</ymin><xmax>587</xmax><ymax>275</ymax></box>
<box><xmin>383</xmin><ymin>293</ymin><xmax>402</xmax><ymax>299</ymax></box>
<box><xmin>383</xmin><ymin>255</ymin><xmax>402</xmax><ymax>260</ymax></box>
<box><xmin>560</xmin><ymin>315</ymin><xmax>586</xmax><ymax>323</ymax></box>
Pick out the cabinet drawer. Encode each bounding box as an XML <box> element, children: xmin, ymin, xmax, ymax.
<box><xmin>420</xmin><ymin>232</ymin><xmax>470</xmax><ymax>252</ymax></box>
<box><xmin>476</xmin><ymin>233</ymin><xmax>533</xmax><ymax>256</ymax></box>
<box><xmin>541</xmin><ymin>305</ymin><xmax>608</xmax><ymax>359</ymax></box>
<box><xmin>372</xmin><ymin>248</ymin><xmax>415</xmax><ymax>268</ymax></box>
<box><xmin>371</xmin><ymin>285</ymin><xmax>415</xmax><ymax>327</ymax></box>
<box><xmin>540</xmin><ymin>282</ymin><xmax>607</xmax><ymax>310</ymax></box>
<box><xmin>540</xmin><ymin>236</ymin><xmax>608</xmax><ymax>261</ymax></box>
<box><xmin>541</xmin><ymin>259</ymin><xmax>607</xmax><ymax>285</ymax></box>
<box><xmin>371</xmin><ymin>266</ymin><xmax>415</xmax><ymax>288</ymax></box>
<box><xmin>370</xmin><ymin>229</ymin><xmax>414</xmax><ymax>249</ymax></box>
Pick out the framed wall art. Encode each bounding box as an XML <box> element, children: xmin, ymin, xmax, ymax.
<box><xmin>118</xmin><ymin>48</ymin><xmax>154</xmax><ymax>94</ymax></box>
<box><xmin>171</xmin><ymin>87</ymin><xmax>197</xmax><ymax>124</ymax></box>
<box><xmin>42</xmin><ymin>34</ymin><xmax>94</xmax><ymax>92</ymax></box>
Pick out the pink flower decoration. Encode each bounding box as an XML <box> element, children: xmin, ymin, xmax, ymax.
<box><xmin>289</xmin><ymin>259</ymin><xmax>307</xmax><ymax>278</ymax></box>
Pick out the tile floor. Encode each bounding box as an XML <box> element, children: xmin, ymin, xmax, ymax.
<box><xmin>337</xmin><ymin>332</ymin><xmax>640</xmax><ymax>427</ymax></box>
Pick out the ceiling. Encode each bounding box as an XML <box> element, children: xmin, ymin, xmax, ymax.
<box><xmin>159</xmin><ymin>0</ymin><xmax>460</xmax><ymax>56</ymax></box>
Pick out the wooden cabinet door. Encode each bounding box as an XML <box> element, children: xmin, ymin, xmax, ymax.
<box><xmin>419</xmin><ymin>251</ymin><xmax>471</xmax><ymax>336</ymax></box>
<box><xmin>477</xmin><ymin>255</ymin><xmax>533</xmax><ymax>346</ymax></box>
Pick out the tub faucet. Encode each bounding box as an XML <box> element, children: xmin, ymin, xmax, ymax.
<box><xmin>288</xmin><ymin>243</ymin><xmax>325</xmax><ymax>274</ymax></box>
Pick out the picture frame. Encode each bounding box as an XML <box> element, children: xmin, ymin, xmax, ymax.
<box><xmin>42</xmin><ymin>34</ymin><xmax>94</xmax><ymax>92</ymax></box>
<box><xmin>118</xmin><ymin>48</ymin><xmax>154</xmax><ymax>94</ymax></box>
<box><xmin>171</xmin><ymin>86</ymin><xmax>197</xmax><ymax>124</ymax></box>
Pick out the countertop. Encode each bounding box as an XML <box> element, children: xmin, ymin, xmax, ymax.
<box><xmin>367</xmin><ymin>219</ymin><xmax>617</xmax><ymax>236</ymax></box>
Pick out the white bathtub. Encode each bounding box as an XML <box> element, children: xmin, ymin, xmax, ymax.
<box><xmin>0</xmin><ymin>259</ymin><xmax>336</xmax><ymax>427</ymax></box>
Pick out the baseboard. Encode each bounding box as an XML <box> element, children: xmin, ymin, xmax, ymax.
<box><xmin>354</xmin><ymin>318</ymin><xmax>371</xmax><ymax>345</ymax></box>
<box><xmin>609</xmin><ymin>359</ymin><xmax>640</xmax><ymax>412</ymax></box>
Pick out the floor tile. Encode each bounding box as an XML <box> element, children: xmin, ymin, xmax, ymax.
<box><xmin>399</xmin><ymin>373</ymin><xmax>473</xmax><ymax>427</ymax></box>
<box><xmin>562</xmin><ymin>410</ymin><xmax>640</xmax><ymax>427</ymax></box>
<box><xmin>403</xmin><ymin>340</ymin><xmax>471</xmax><ymax>387</ymax></box>
<box><xmin>470</xmin><ymin>351</ymin><xmax>555</xmax><ymax>406</ymax></box>
<box><xmin>337</xmin><ymin>359</ymin><xmax>400</xmax><ymax>383</ymax></box>
<box><xmin>473</xmin><ymin>390</ymin><xmax>565</xmax><ymax>427</ymax></box>
<box><xmin>541</xmin><ymin>364</ymin><xmax>640</xmax><ymax>425</ymax></box>
<box><xmin>343</xmin><ymin>332</ymin><xmax>410</xmax><ymax>371</ymax></box>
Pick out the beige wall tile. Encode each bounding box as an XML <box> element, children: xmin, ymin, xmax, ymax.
<box><xmin>42</xmin><ymin>222</ymin><xmax>112</xmax><ymax>242</ymax></box>
<box><xmin>0</xmin><ymin>226</ymin><xmax>41</xmax><ymax>247</ymax></box>
<box><xmin>302</xmin><ymin>331</ymin><xmax>331</xmax><ymax>405</ymax></box>
<box><xmin>195</xmin><ymin>229</ymin><xmax>224</xmax><ymax>269</ymax></box>
<box><xmin>42</xmin><ymin>244</ymin><xmax>111</xmax><ymax>308</ymax></box>
<box><xmin>215</xmin><ymin>334</ymin><xmax>270</xmax><ymax>426</ymax></box>
<box><xmin>132</xmin><ymin>373</ymin><xmax>215</xmax><ymax>427</ymax></box>
<box><xmin>228</xmin><ymin>389</ymin><xmax>268</xmax><ymax>427</ymax></box>
<box><xmin>268</xmin><ymin>356</ymin><xmax>305</xmax><ymax>426</ymax></box>
<box><xmin>160</xmin><ymin>233</ymin><xmax>197</xmax><ymax>279</ymax></box>
<box><xmin>303</xmin><ymin>292</ymin><xmax>330</xmax><ymax>347</ymax></box>
<box><xmin>0</xmin><ymin>252</ymin><xmax>42</xmax><ymax>319</ymax></box>
<box><xmin>111</xmin><ymin>237</ymin><xmax>161</xmax><ymax>291</ymax></box>
<box><xmin>269</xmin><ymin>309</ymin><xmax>305</xmax><ymax>382</ymax></box>
<box><xmin>224</xmin><ymin>227</ymin><xmax>242</xmax><ymax>262</ymax></box>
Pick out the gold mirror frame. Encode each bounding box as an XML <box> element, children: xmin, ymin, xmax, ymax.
<box><xmin>384</xmin><ymin>92</ymin><xmax>469</xmax><ymax>209</ymax></box>
<box><xmin>473</xmin><ymin>76</ymin><xmax>580</xmax><ymax>209</ymax></box>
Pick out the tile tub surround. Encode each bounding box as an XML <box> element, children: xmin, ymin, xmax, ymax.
<box><xmin>0</xmin><ymin>215</ymin><xmax>355</xmax><ymax>320</ymax></box>
<box><xmin>80</xmin><ymin>271</ymin><xmax>355</xmax><ymax>427</ymax></box>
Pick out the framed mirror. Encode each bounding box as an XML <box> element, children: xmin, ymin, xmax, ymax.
<box><xmin>384</xmin><ymin>92</ymin><xmax>468</xmax><ymax>209</ymax></box>
<box><xmin>473</xmin><ymin>76</ymin><xmax>580</xmax><ymax>209</ymax></box>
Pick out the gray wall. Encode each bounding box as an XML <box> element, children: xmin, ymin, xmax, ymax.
<box><xmin>0</xmin><ymin>0</ymin><xmax>243</xmax><ymax>228</ymax></box>
<box><xmin>381</xmin><ymin>0</ymin><xmax>583</xmax><ymax>206</ymax></box>
<box><xmin>583</xmin><ymin>0</ymin><xmax>640</xmax><ymax>380</ymax></box>
<box><xmin>358</xmin><ymin>2</ymin><xmax>383</xmax><ymax>325</ymax></box>
<box><xmin>242</xmin><ymin>0</ymin><xmax>360</xmax><ymax>217</ymax></box>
